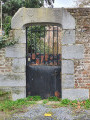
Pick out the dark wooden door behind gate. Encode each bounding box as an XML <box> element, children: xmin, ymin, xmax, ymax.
<box><xmin>26</xmin><ymin>25</ymin><xmax>61</xmax><ymax>98</ymax></box>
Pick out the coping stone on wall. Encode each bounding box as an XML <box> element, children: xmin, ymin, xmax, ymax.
<box><xmin>62</xmin><ymin>89</ymin><xmax>89</xmax><ymax>100</ymax></box>
<box><xmin>62</xmin><ymin>45</ymin><xmax>84</xmax><ymax>59</ymax></box>
<box><xmin>5</xmin><ymin>44</ymin><xmax>26</xmax><ymax>58</ymax></box>
<box><xmin>62</xmin><ymin>60</ymin><xmax>74</xmax><ymax>74</ymax></box>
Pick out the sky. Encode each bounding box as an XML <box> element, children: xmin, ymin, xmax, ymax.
<box><xmin>53</xmin><ymin>0</ymin><xmax>77</xmax><ymax>8</ymax></box>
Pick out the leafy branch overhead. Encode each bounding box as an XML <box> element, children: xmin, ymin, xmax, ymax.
<box><xmin>2</xmin><ymin>0</ymin><xmax>55</xmax><ymax>16</ymax></box>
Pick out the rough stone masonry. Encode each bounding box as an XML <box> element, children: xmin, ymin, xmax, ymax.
<box><xmin>0</xmin><ymin>8</ymin><xmax>90</xmax><ymax>100</ymax></box>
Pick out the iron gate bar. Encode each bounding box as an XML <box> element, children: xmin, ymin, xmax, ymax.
<box><xmin>43</xmin><ymin>25</ymin><xmax>45</xmax><ymax>64</ymax></box>
<box><xmin>31</xmin><ymin>25</ymin><xmax>32</xmax><ymax>62</ymax></box>
<box><xmin>57</xmin><ymin>26</ymin><xmax>58</xmax><ymax>65</ymax></box>
<box><xmin>26</xmin><ymin>27</ymin><xmax>28</xmax><ymax>64</ymax></box>
<box><xmin>40</xmin><ymin>26</ymin><xmax>41</xmax><ymax>64</ymax></box>
<box><xmin>35</xmin><ymin>25</ymin><xmax>36</xmax><ymax>64</ymax></box>
<box><xmin>26</xmin><ymin>24</ymin><xmax>61</xmax><ymax>66</ymax></box>
<box><xmin>48</xmin><ymin>26</ymin><xmax>50</xmax><ymax>64</ymax></box>
<box><xmin>53</xmin><ymin>26</ymin><xmax>54</xmax><ymax>64</ymax></box>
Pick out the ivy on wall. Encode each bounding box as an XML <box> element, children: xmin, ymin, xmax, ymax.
<box><xmin>0</xmin><ymin>35</ymin><xmax>17</xmax><ymax>49</ymax></box>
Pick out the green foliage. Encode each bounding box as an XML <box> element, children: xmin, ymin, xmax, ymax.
<box><xmin>2</xmin><ymin>0</ymin><xmax>24</xmax><ymax>16</ymax></box>
<box><xmin>0</xmin><ymin>97</ymin><xmax>90</xmax><ymax>112</ymax></box>
<box><xmin>0</xmin><ymin>91</ymin><xmax>10</xmax><ymax>97</ymax></box>
<box><xmin>2</xmin><ymin>0</ymin><xmax>54</xmax><ymax>16</ymax></box>
<box><xmin>24</xmin><ymin>0</ymin><xmax>44</xmax><ymax>8</ymax></box>
<box><xmin>85</xmin><ymin>99</ymin><xmax>90</xmax><ymax>109</ymax></box>
<box><xmin>0</xmin><ymin>35</ymin><xmax>17</xmax><ymax>49</ymax></box>
<box><xmin>2</xmin><ymin>0</ymin><xmax>43</xmax><ymax>16</ymax></box>
<box><xmin>43</xmin><ymin>99</ymin><xmax>48</xmax><ymax>104</ymax></box>
<box><xmin>48</xmin><ymin>96</ymin><xmax>60</xmax><ymax>101</ymax></box>
<box><xmin>45</xmin><ymin>0</ymin><xmax>54</xmax><ymax>6</ymax></box>
<box><xmin>61</xmin><ymin>99</ymin><xmax>71</xmax><ymax>105</ymax></box>
<box><xmin>3</xmin><ymin>16</ymin><xmax>12</xmax><ymax>36</ymax></box>
<box><xmin>0</xmin><ymin>97</ymin><xmax>37</xmax><ymax>112</ymax></box>
<box><xmin>27</xmin><ymin>26</ymin><xmax>49</xmax><ymax>54</ymax></box>
<box><xmin>26</xmin><ymin>96</ymin><xmax>42</xmax><ymax>101</ymax></box>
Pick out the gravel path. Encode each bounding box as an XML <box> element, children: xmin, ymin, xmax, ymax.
<box><xmin>7</xmin><ymin>104</ymin><xmax>90</xmax><ymax>120</ymax></box>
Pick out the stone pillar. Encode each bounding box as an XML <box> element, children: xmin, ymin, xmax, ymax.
<box><xmin>5</xmin><ymin>29</ymin><xmax>26</xmax><ymax>100</ymax></box>
<box><xmin>61</xmin><ymin>30</ymin><xmax>89</xmax><ymax>100</ymax></box>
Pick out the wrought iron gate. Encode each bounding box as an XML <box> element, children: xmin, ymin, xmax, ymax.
<box><xmin>26</xmin><ymin>24</ymin><xmax>61</xmax><ymax>98</ymax></box>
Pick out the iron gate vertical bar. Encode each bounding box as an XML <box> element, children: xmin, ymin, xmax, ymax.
<box><xmin>35</xmin><ymin>25</ymin><xmax>37</xmax><ymax>63</ymax></box>
<box><xmin>53</xmin><ymin>26</ymin><xmax>54</xmax><ymax>64</ymax></box>
<box><xmin>40</xmin><ymin>26</ymin><xmax>41</xmax><ymax>64</ymax></box>
<box><xmin>57</xmin><ymin>26</ymin><xmax>58</xmax><ymax>65</ymax></box>
<box><xmin>31</xmin><ymin>25</ymin><xmax>32</xmax><ymax>63</ymax></box>
<box><xmin>48</xmin><ymin>25</ymin><xmax>50</xmax><ymax>64</ymax></box>
<box><xmin>44</xmin><ymin>25</ymin><xmax>45</xmax><ymax>64</ymax></box>
<box><xmin>26</xmin><ymin>27</ymin><xmax>28</xmax><ymax>65</ymax></box>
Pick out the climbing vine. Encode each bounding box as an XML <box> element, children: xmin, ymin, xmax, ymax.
<box><xmin>0</xmin><ymin>35</ymin><xmax>17</xmax><ymax>49</ymax></box>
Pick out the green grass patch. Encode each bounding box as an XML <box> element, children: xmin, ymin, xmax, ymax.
<box><xmin>0</xmin><ymin>96</ymin><xmax>90</xmax><ymax>112</ymax></box>
<box><xmin>84</xmin><ymin>99</ymin><xmax>90</xmax><ymax>109</ymax></box>
<box><xmin>43</xmin><ymin>99</ymin><xmax>48</xmax><ymax>104</ymax></box>
<box><xmin>51</xmin><ymin>99</ymin><xmax>90</xmax><ymax>109</ymax></box>
<box><xmin>26</xmin><ymin>96</ymin><xmax>42</xmax><ymax>101</ymax></box>
<box><xmin>0</xmin><ymin>96</ymin><xmax>42</xmax><ymax>112</ymax></box>
<box><xmin>48</xmin><ymin>96</ymin><xmax>60</xmax><ymax>101</ymax></box>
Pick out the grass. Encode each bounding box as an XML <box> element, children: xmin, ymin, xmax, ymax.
<box><xmin>48</xmin><ymin>96</ymin><xmax>60</xmax><ymax>101</ymax></box>
<box><xmin>0</xmin><ymin>96</ymin><xmax>90</xmax><ymax>113</ymax></box>
<box><xmin>0</xmin><ymin>96</ymin><xmax>42</xmax><ymax>112</ymax></box>
<box><xmin>51</xmin><ymin>99</ymin><xmax>90</xmax><ymax>109</ymax></box>
<box><xmin>43</xmin><ymin>99</ymin><xmax>48</xmax><ymax>104</ymax></box>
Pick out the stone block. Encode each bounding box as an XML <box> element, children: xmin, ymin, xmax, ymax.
<box><xmin>14</xmin><ymin>29</ymin><xmax>26</xmax><ymax>43</ymax></box>
<box><xmin>62</xmin><ymin>45</ymin><xmax>84</xmax><ymax>59</ymax></box>
<box><xmin>5</xmin><ymin>44</ymin><xmax>26</xmax><ymax>58</ymax></box>
<box><xmin>12</xmin><ymin>86</ymin><xmax>26</xmax><ymax>101</ymax></box>
<box><xmin>62</xmin><ymin>30</ymin><xmax>75</xmax><ymax>44</ymax></box>
<box><xmin>62</xmin><ymin>9</ymin><xmax>75</xmax><ymax>29</ymax></box>
<box><xmin>62</xmin><ymin>75</ymin><xmax>74</xmax><ymax>88</ymax></box>
<box><xmin>62</xmin><ymin>60</ymin><xmax>74</xmax><ymax>74</ymax></box>
<box><xmin>12</xmin><ymin>58</ymin><xmax>26</xmax><ymax>73</ymax></box>
<box><xmin>0</xmin><ymin>73</ymin><xmax>26</xmax><ymax>87</ymax></box>
<box><xmin>0</xmin><ymin>86</ymin><xmax>26</xmax><ymax>101</ymax></box>
<box><xmin>11</xmin><ymin>8</ymin><xmax>24</xmax><ymax>29</ymax></box>
<box><xmin>11</xmin><ymin>8</ymin><xmax>75</xmax><ymax>29</ymax></box>
<box><xmin>62</xmin><ymin>89</ymin><xmax>89</xmax><ymax>100</ymax></box>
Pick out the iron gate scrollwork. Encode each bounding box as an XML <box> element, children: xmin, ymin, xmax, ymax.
<box><xmin>26</xmin><ymin>24</ymin><xmax>61</xmax><ymax>98</ymax></box>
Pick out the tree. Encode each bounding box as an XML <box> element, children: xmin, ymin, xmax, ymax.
<box><xmin>2</xmin><ymin>0</ymin><xmax>54</xmax><ymax>16</ymax></box>
<box><xmin>45</xmin><ymin>0</ymin><xmax>54</xmax><ymax>6</ymax></box>
<box><xmin>75</xmin><ymin>0</ymin><xmax>90</xmax><ymax>7</ymax></box>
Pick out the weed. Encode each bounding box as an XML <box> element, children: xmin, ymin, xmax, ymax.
<box><xmin>48</xmin><ymin>96</ymin><xmax>60</xmax><ymax>101</ymax></box>
<box><xmin>43</xmin><ymin>100</ymin><xmax>48</xmax><ymax>104</ymax></box>
<box><xmin>0</xmin><ymin>97</ymin><xmax>36</xmax><ymax>112</ymax></box>
<box><xmin>26</xmin><ymin>96</ymin><xmax>42</xmax><ymax>101</ymax></box>
<box><xmin>61</xmin><ymin>99</ymin><xmax>71</xmax><ymax>105</ymax></box>
<box><xmin>0</xmin><ymin>91</ymin><xmax>10</xmax><ymax>97</ymax></box>
<box><xmin>84</xmin><ymin>99</ymin><xmax>90</xmax><ymax>109</ymax></box>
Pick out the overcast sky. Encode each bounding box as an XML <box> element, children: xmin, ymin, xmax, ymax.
<box><xmin>53</xmin><ymin>0</ymin><xmax>77</xmax><ymax>8</ymax></box>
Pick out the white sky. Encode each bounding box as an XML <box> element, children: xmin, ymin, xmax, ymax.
<box><xmin>53</xmin><ymin>0</ymin><xmax>77</xmax><ymax>8</ymax></box>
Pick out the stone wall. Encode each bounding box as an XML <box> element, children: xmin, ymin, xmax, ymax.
<box><xmin>0</xmin><ymin>8</ymin><xmax>90</xmax><ymax>100</ymax></box>
<box><xmin>67</xmin><ymin>8</ymin><xmax>90</xmax><ymax>91</ymax></box>
<box><xmin>0</xmin><ymin>33</ymin><xmax>26</xmax><ymax>101</ymax></box>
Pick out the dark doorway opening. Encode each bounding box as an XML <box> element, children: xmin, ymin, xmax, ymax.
<box><xmin>26</xmin><ymin>24</ymin><xmax>61</xmax><ymax>98</ymax></box>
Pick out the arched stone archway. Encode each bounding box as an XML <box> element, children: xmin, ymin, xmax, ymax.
<box><xmin>5</xmin><ymin>8</ymin><xmax>89</xmax><ymax>100</ymax></box>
